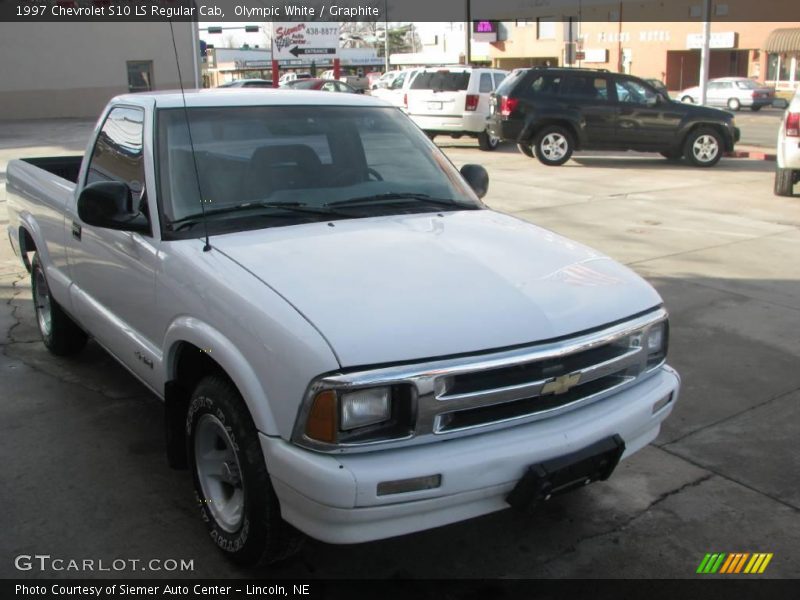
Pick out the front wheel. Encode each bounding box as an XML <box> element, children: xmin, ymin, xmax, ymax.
<box><xmin>727</xmin><ymin>98</ymin><xmax>741</xmax><ymax>111</ymax></box>
<box><xmin>534</xmin><ymin>126</ymin><xmax>574</xmax><ymax>166</ymax></box>
<box><xmin>774</xmin><ymin>167</ymin><xmax>796</xmax><ymax>197</ymax></box>
<box><xmin>683</xmin><ymin>128</ymin><xmax>723</xmax><ymax>167</ymax></box>
<box><xmin>31</xmin><ymin>253</ymin><xmax>87</xmax><ymax>356</ymax></box>
<box><xmin>478</xmin><ymin>130</ymin><xmax>500</xmax><ymax>151</ymax></box>
<box><xmin>187</xmin><ymin>376</ymin><xmax>304</xmax><ymax>566</ymax></box>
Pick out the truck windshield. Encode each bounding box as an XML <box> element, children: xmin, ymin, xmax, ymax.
<box><xmin>157</xmin><ymin>105</ymin><xmax>479</xmax><ymax>235</ymax></box>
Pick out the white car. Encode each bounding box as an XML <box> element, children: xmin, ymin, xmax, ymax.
<box><xmin>679</xmin><ymin>77</ymin><xmax>775</xmax><ymax>112</ymax></box>
<box><xmin>370</xmin><ymin>68</ymin><xmax>420</xmax><ymax>110</ymax></box>
<box><xmin>406</xmin><ymin>67</ymin><xmax>509</xmax><ymax>150</ymax></box>
<box><xmin>775</xmin><ymin>87</ymin><xmax>800</xmax><ymax>196</ymax></box>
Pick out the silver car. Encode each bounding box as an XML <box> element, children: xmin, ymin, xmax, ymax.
<box><xmin>679</xmin><ymin>77</ymin><xmax>775</xmax><ymax>111</ymax></box>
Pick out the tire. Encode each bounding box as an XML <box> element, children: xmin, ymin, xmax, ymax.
<box><xmin>727</xmin><ymin>98</ymin><xmax>741</xmax><ymax>111</ymax></box>
<box><xmin>478</xmin><ymin>129</ymin><xmax>500</xmax><ymax>151</ymax></box>
<box><xmin>750</xmin><ymin>105</ymin><xmax>762</xmax><ymax>112</ymax></box>
<box><xmin>774</xmin><ymin>167</ymin><xmax>795</xmax><ymax>197</ymax></box>
<box><xmin>187</xmin><ymin>376</ymin><xmax>304</xmax><ymax>566</ymax></box>
<box><xmin>517</xmin><ymin>142</ymin><xmax>534</xmax><ymax>158</ymax></box>
<box><xmin>534</xmin><ymin>126</ymin><xmax>574</xmax><ymax>167</ymax></box>
<box><xmin>683</xmin><ymin>127</ymin><xmax>724</xmax><ymax>168</ymax></box>
<box><xmin>681</xmin><ymin>96</ymin><xmax>694</xmax><ymax>104</ymax></box>
<box><xmin>31</xmin><ymin>253</ymin><xmax>87</xmax><ymax>356</ymax></box>
<box><xmin>660</xmin><ymin>150</ymin><xmax>682</xmax><ymax>161</ymax></box>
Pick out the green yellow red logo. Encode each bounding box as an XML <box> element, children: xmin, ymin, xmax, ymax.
<box><xmin>696</xmin><ymin>553</ymin><xmax>773</xmax><ymax>574</ymax></box>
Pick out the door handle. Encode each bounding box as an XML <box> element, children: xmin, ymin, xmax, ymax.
<box><xmin>71</xmin><ymin>221</ymin><xmax>82</xmax><ymax>241</ymax></box>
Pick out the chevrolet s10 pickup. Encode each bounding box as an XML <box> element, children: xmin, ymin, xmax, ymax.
<box><xmin>5</xmin><ymin>89</ymin><xmax>680</xmax><ymax>565</ymax></box>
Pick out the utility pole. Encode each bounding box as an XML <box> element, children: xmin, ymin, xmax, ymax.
<box><xmin>699</xmin><ymin>0</ymin><xmax>712</xmax><ymax>105</ymax></box>
<box><xmin>384</xmin><ymin>0</ymin><xmax>390</xmax><ymax>71</ymax></box>
<box><xmin>464</xmin><ymin>0</ymin><xmax>471</xmax><ymax>65</ymax></box>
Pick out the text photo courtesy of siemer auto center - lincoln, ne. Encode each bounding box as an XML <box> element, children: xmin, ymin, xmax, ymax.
<box><xmin>1</xmin><ymin>0</ymin><xmax>799</xmax><ymax>596</ymax></box>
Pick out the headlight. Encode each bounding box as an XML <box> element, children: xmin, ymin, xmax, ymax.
<box><xmin>302</xmin><ymin>385</ymin><xmax>414</xmax><ymax>446</ymax></box>
<box><xmin>645</xmin><ymin>321</ymin><xmax>668</xmax><ymax>368</ymax></box>
<box><xmin>340</xmin><ymin>387</ymin><xmax>391</xmax><ymax>430</ymax></box>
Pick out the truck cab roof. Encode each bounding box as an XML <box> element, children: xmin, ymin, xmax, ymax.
<box><xmin>110</xmin><ymin>88</ymin><xmax>392</xmax><ymax>109</ymax></box>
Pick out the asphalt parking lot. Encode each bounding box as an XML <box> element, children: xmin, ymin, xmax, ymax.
<box><xmin>1</xmin><ymin>120</ymin><xmax>799</xmax><ymax>579</ymax></box>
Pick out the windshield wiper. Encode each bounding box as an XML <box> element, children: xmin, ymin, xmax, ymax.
<box><xmin>327</xmin><ymin>193</ymin><xmax>473</xmax><ymax>210</ymax></box>
<box><xmin>168</xmin><ymin>201</ymin><xmax>354</xmax><ymax>232</ymax></box>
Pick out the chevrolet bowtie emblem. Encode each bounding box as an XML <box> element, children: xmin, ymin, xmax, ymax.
<box><xmin>542</xmin><ymin>372</ymin><xmax>582</xmax><ymax>395</ymax></box>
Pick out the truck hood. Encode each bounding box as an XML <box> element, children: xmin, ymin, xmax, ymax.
<box><xmin>214</xmin><ymin>210</ymin><xmax>662</xmax><ymax>367</ymax></box>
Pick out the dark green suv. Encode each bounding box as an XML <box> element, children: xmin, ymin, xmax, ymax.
<box><xmin>488</xmin><ymin>67</ymin><xmax>740</xmax><ymax>167</ymax></box>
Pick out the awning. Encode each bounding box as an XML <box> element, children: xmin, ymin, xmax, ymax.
<box><xmin>764</xmin><ymin>28</ymin><xmax>800</xmax><ymax>53</ymax></box>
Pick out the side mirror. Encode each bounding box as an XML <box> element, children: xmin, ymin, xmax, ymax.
<box><xmin>77</xmin><ymin>181</ymin><xmax>150</xmax><ymax>234</ymax></box>
<box><xmin>460</xmin><ymin>164</ymin><xmax>489</xmax><ymax>199</ymax></box>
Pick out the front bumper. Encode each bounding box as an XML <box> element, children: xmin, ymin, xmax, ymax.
<box><xmin>261</xmin><ymin>365</ymin><xmax>680</xmax><ymax>544</ymax></box>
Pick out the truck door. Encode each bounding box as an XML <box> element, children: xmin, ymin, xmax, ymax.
<box><xmin>66</xmin><ymin>105</ymin><xmax>161</xmax><ymax>388</ymax></box>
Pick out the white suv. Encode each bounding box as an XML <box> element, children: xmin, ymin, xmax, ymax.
<box><xmin>406</xmin><ymin>67</ymin><xmax>509</xmax><ymax>150</ymax></box>
<box><xmin>775</xmin><ymin>87</ymin><xmax>800</xmax><ymax>196</ymax></box>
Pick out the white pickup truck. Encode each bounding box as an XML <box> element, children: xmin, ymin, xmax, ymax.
<box><xmin>5</xmin><ymin>89</ymin><xmax>680</xmax><ymax>566</ymax></box>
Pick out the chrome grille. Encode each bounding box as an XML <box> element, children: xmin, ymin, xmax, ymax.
<box><xmin>294</xmin><ymin>308</ymin><xmax>668</xmax><ymax>453</ymax></box>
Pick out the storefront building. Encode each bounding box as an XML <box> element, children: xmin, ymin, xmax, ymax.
<box><xmin>0</xmin><ymin>22</ymin><xmax>196</xmax><ymax>120</ymax></box>
<box><xmin>488</xmin><ymin>4</ymin><xmax>800</xmax><ymax>95</ymax></box>
<box><xmin>204</xmin><ymin>48</ymin><xmax>384</xmax><ymax>87</ymax></box>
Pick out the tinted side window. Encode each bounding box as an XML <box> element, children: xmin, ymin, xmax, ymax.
<box><xmin>528</xmin><ymin>73</ymin><xmax>562</xmax><ymax>96</ymax></box>
<box><xmin>560</xmin><ymin>75</ymin><xmax>610</xmax><ymax>101</ymax></box>
<box><xmin>479</xmin><ymin>73</ymin><xmax>494</xmax><ymax>93</ymax></box>
<box><xmin>495</xmin><ymin>70</ymin><xmax>525</xmax><ymax>96</ymax></box>
<box><xmin>86</xmin><ymin>106</ymin><xmax>145</xmax><ymax>194</ymax></box>
<box><xmin>615</xmin><ymin>79</ymin><xmax>659</xmax><ymax>105</ymax></box>
<box><xmin>493</xmin><ymin>73</ymin><xmax>506</xmax><ymax>89</ymax></box>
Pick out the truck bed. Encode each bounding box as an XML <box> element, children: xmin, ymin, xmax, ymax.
<box><xmin>21</xmin><ymin>156</ymin><xmax>83</xmax><ymax>184</ymax></box>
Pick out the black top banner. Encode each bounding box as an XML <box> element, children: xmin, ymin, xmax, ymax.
<box><xmin>1</xmin><ymin>0</ymin><xmax>798</xmax><ymax>22</ymax></box>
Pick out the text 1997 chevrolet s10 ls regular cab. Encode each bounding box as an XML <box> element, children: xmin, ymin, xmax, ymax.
<box><xmin>5</xmin><ymin>90</ymin><xmax>680</xmax><ymax>565</ymax></box>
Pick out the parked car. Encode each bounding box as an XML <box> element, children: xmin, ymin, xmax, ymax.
<box><xmin>678</xmin><ymin>77</ymin><xmax>775</xmax><ymax>111</ymax></box>
<box><xmin>489</xmin><ymin>67</ymin><xmax>740</xmax><ymax>167</ymax></box>
<box><xmin>406</xmin><ymin>67</ymin><xmax>510</xmax><ymax>151</ymax></box>
<box><xmin>372</xmin><ymin>70</ymin><xmax>400</xmax><ymax>90</ymax></box>
<box><xmin>366</xmin><ymin>71</ymin><xmax>383</xmax><ymax>89</ymax></box>
<box><xmin>6</xmin><ymin>90</ymin><xmax>679</xmax><ymax>566</ymax></box>
<box><xmin>370</xmin><ymin>68</ymin><xmax>420</xmax><ymax>110</ymax></box>
<box><xmin>774</xmin><ymin>86</ymin><xmax>800</xmax><ymax>196</ymax></box>
<box><xmin>218</xmin><ymin>79</ymin><xmax>273</xmax><ymax>88</ymax></box>
<box><xmin>278</xmin><ymin>72</ymin><xmax>312</xmax><ymax>85</ymax></box>
<box><xmin>282</xmin><ymin>78</ymin><xmax>363</xmax><ymax>94</ymax></box>
<box><xmin>319</xmin><ymin>69</ymin><xmax>370</xmax><ymax>91</ymax></box>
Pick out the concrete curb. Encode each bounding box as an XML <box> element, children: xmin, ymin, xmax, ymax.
<box><xmin>725</xmin><ymin>149</ymin><xmax>776</xmax><ymax>161</ymax></box>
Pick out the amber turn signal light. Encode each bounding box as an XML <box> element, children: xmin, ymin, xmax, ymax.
<box><xmin>305</xmin><ymin>390</ymin><xmax>337</xmax><ymax>443</ymax></box>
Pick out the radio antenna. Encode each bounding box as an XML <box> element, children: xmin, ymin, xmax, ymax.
<box><xmin>169</xmin><ymin>19</ymin><xmax>211</xmax><ymax>252</ymax></box>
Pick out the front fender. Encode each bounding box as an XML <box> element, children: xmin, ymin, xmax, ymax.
<box><xmin>164</xmin><ymin>317</ymin><xmax>279</xmax><ymax>436</ymax></box>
